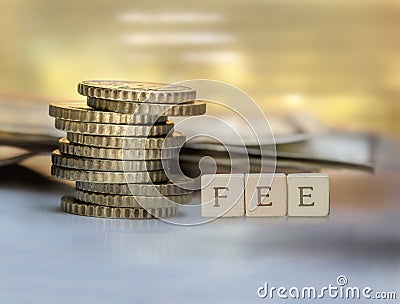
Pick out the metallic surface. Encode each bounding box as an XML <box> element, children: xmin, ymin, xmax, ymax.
<box><xmin>49</xmin><ymin>102</ymin><xmax>167</xmax><ymax>124</ymax></box>
<box><xmin>58</xmin><ymin>138</ymin><xmax>179</xmax><ymax>160</ymax></box>
<box><xmin>51</xmin><ymin>165</ymin><xmax>168</xmax><ymax>183</ymax></box>
<box><xmin>78</xmin><ymin>80</ymin><xmax>196</xmax><ymax>103</ymax></box>
<box><xmin>51</xmin><ymin>149</ymin><xmax>168</xmax><ymax>172</ymax></box>
<box><xmin>87</xmin><ymin>97</ymin><xmax>206</xmax><ymax>116</ymax></box>
<box><xmin>66</xmin><ymin>131</ymin><xmax>186</xmax><ymax>149</ymax></box>
<box><xmin>76</xmin><ymin>181</ymin><xmax>192</xmax><ymax>196</ymax></box>
<box><xmin>61</xmin><ymin>196</ymin><xmax>178</xmax><ymax>219</ymax></box>
<box><xmin>54</xmin><ymin>118</ymin><xmax>174</xmax><ymax>136</ymax></box>
<box><xmin>74</xmin><ymin>189</ymin><xmax>192</xmax><ymax>208</ymax></box>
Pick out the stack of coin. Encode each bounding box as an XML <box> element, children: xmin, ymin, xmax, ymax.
<box><xmin>49</xmin><ymin>80</ymin><xmax>206</xmax><ymax>219</ymax></box>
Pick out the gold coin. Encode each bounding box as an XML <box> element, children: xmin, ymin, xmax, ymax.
<box><xmin>51</xmin><ymin>165</ymin><xmax>168</xmax><ymax>183</ymax></box>
<box><xmin>49</xmin><ymin>102</ymin><xmax>166</xmax><ymax>124</ymax></box>
<box><xmin>66</xmin><ymin>131</ymin><xmax>186</xmax><ymax>149</ymax></box>
<box><xmin>55</xmin><ymin>118</ymin><xmax>174</xmax><ymax>137</ymax></box>
<box><xmin>87</xmin><ymin>97</ymin><xmax>206</xmax><ymax>116</ymax></box>
<box><xmin>76</xmin><ymin>180</ymin><xmax>193</xmax><ymax>196</ymax></box>
<box><xmin>61</xmin><ymin>196</ymin><xmax>178</xmax><ymax>219</ymax></box>
<box><xmin>51</xmin><ymin>149</ymin><xmax>168</xmax><ymax>172</ymax></box>
<box><xmin>58</xmin><ymin>138</ymin><xmax>179</xmax><ymax>160</ymax></box>
<box><xmin>78</xmin><ymin>80</ymin><xmax>196</xmax><ymax>104</ymax></box>
<box><xmin>74</xmin><ymin>189</ymin><xmax>192</xmax><ymax>208</ymax></box>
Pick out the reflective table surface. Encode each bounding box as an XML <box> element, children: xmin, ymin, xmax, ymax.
<box><xmin>0</xmin><ymin>165</ymin><xmax>398</xmax><ymax>303</ymax></box>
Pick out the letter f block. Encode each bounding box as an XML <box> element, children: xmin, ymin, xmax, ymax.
<box><xmin>201</xmin><ymin>174</ymin><xmax>245</xmax><ymax>217</ymax></box>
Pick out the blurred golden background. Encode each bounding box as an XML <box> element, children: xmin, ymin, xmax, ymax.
<box><xmin>1</xmin><ymin>0</ymin><xmax>399</xmax><ymax>140</ymax></box>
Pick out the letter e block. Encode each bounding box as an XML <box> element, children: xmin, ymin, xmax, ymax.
<box><xmin>201</xmin><ymin>174</ymin><xmax>245</xmax><ymax>217</ymax></box>
<box><xmin>245</xmin><ymin>173</ymin><xmax>287</xmax><ymax>217</ymax></box>
<box><xmin>287</xmin><ymin>173</ymin><xmax>330</xmax><ymax>217</ymax></box>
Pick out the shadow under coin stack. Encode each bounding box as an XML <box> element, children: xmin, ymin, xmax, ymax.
<box><xmin>49</xmin><ymin>80</ymin><xmax>206</xmax><ymax>219</ymax></box>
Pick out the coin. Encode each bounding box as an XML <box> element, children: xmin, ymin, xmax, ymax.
<box><xmin>87</xmin><ymin>97</ymin><xmax>206</xmax><ymax>116</ymax></box>
<box><xmin>49</xmin><ymin>102</ymin><xmax>166</xmax><ymax>124</ymax></box>
<box><xmin>66</xmin><ymin>131</ymin><xmax>186</xmax><ymax>149</ymax></box>
<box><xmin>51</xmin><ymin>149</ymin><xmax>168</xmax><ymax>171</ymax></box>
<box><xmin>74</xmin><ymin>189</ymin><xmax>192</xmax><ymax>208</ymax></box>
<box><xmin>51</xmin><ymin>165</ymin><xmax>168</xmax><ymax>183</ymax></box>
<box><xmin>55</xmin><ymin>118</ymin><xmax>174</xmax><ymax>137</ymax></box>
<box><xmin>58</xmin><ymin>138</ymin><xmax>179</xmax><ymax>160</ymax></box>
<box><xmin>76</xmin><ymin>180</ymin><xmax>193</xmax><ymax>196</ymax></box>
<box><xmin>61</xmin><ymin>196</ymin><xmax>178</xmax><ymax>219</ymax></box>
<box><xmin>78</xmin><ymin>80</ymin><xmax>196</xmax><ymax>104</ymax></box>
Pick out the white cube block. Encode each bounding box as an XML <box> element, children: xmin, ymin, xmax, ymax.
<box><xmin>201</xmin><ymin>174</ymin><xmax>245</xmax><ymax>217</ymax></box>
<box><xmin>287</xmin><ymin>173</ymin><xmax>330</xmax><ymax>217</ymax></box>
<box><xmin>245</xmin><ymin>173</ymin><xmax>287</xmax><ymax>217</ymax></box>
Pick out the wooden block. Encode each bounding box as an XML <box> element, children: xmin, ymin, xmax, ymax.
<box><xmin>245</xmin><ymin>173</ymin><xmax>287</xmax><ymax>217</ymax></box>
<box><xmin>201</xmin><ymin>174</ymin><xmax>245</xmax><ymax>217</ymax></box>
<box><xmin>287</xmin><ymin>173</ymin><xmax>330</xmax><ymax>217</ymax></box>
